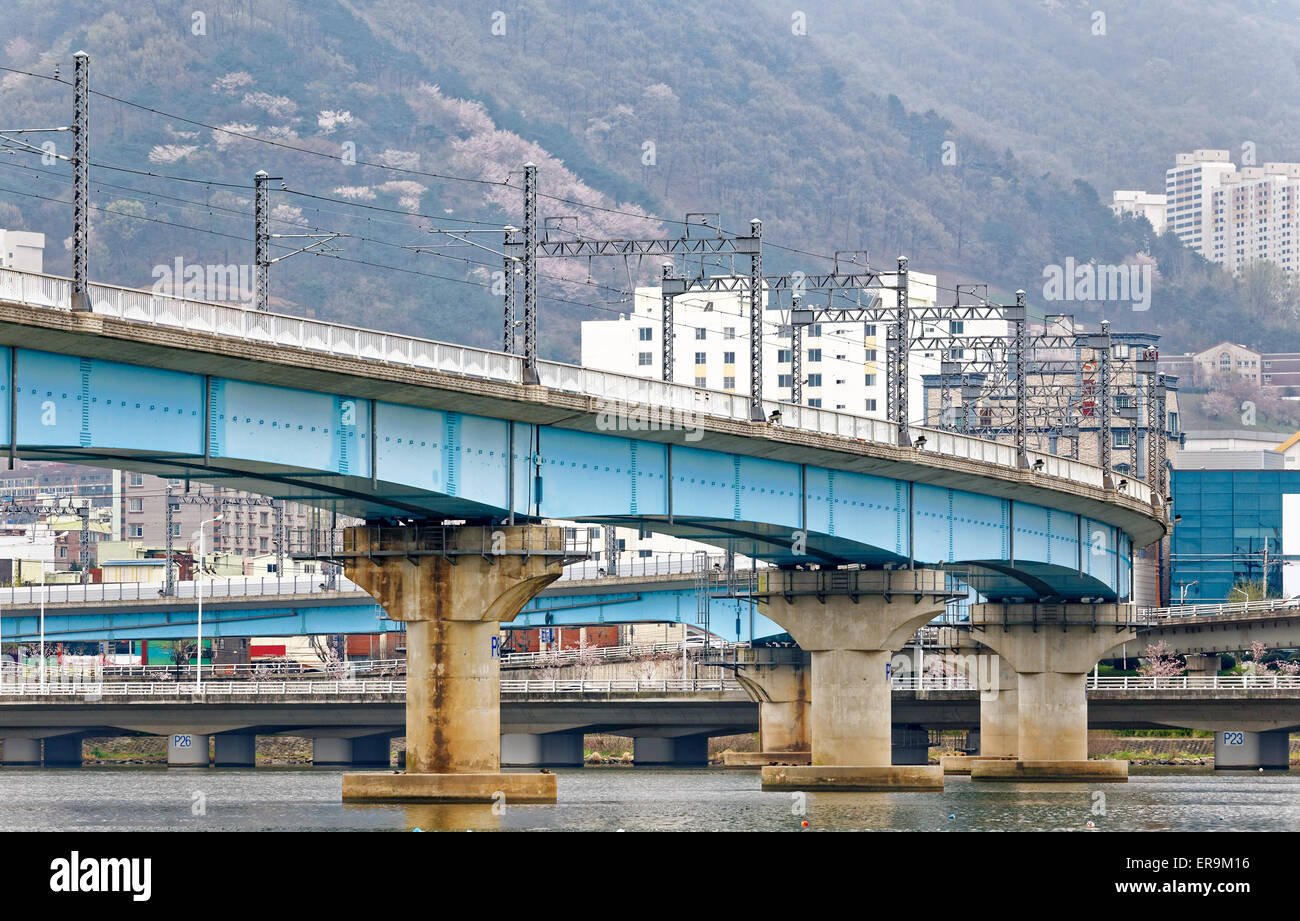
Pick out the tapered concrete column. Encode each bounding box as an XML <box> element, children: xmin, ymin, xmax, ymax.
<box><xmin>757</xmin><ymin>569</ymin><xmax>949</xmax><ymax>792</ymax></box>
<box><xmin>726</xmin><ymin>648</ymin><xmax>811</xmax><ymax>766</ymax></box>
<box><xmin>980</xmin><ymin>654</ymin><xmax>1020</xmax><ymax>758</ymax></box>
<box><xmin>1185</xmin><ymin>654</ymin><xmax>1223</xmax><ymax>679</ymax></box>
<box><xmin>968</xmin><ymin>602</ymin><xmax>1134</xmax><ymax>782</ymax></box>
<box><xmin>214</xmin><ymin>734</ymin><xmax>256</xmax><ymax>767</ymax></box>
<box><xmin>1</xmin><ymin>739</ymin><xmax>41</xmax><ymax>765</ymax></box>
<box><xmin>340</xmin><ymin>524</ymin><xmax>570</xmax><ymax>804</ymax></box>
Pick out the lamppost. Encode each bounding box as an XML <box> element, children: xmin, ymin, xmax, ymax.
<box><xmin>1179</xmin><ymin>580</ymin><xmax>1197</xmax><ymax>606</ymax></box>
<box><xmin>195</xmin><ymin>514</ymin><xmax>222</xmax><ymax>691</ymax></box>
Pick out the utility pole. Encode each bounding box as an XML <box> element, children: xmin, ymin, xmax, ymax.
<box><xmin>254</xmin><ymin>170</ymin><xmax>269</xmax><ymax>311</ymax></box>
<box><xmin>502</xmin><ymin>226</ymin><xmax>517</xmax><ymax>353</ymax></box>
<box><xmin>790</xmin><ymin>294</ymin><xmax>805</xmax><ymax>405</ymax></box>
<box><xmin>1013</xmin><ymin>289</ymin><xmax>1028</xmax><ymax>467</ymax></box>
<box><xmin>747</xmin><ymin>219</ymin><xmax>764</xmax><ymax>421</ymax></box>
<box><xmin>521</xmin><ymin>163</ymin><xmax>539</xmax><ymax>384</ymax></box>
<box><xmin>70</xmin><ymin>51</ymin><xmax>90</xmax><ymax>312</ymax></box>
<box><xmin>661</xmin><ymin>262</ymin><xmax>674</xmax><ymax>381</ymax></box>
<box><xmin>888</xmin><ymin>256</ymin><xmax>911</xmax><ymax>446</ymax></box>
<box><xmin>1094</xmin><ymin>320</ymin><xmax>1114</xmax><ymax>487</ymax></box>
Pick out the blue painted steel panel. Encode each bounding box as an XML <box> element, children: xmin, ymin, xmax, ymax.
<box><xmin>539</xmin><ymin>428</ymin><xmax>667</xmax><ymax>519</ymax></box>
<box><xmin>210</xmin><ymin>378</ymin><xmax>369</xmax><ymax>476</ymax></box>
<box><xmin>1013</xmin><ymin>503</ymin><xmax>1080</xmax><ymax>567</ymax></box>
<box><xmin>804</xmin><ymin>467</ymin><xmax>907</xmax><ymax>556</ymax></box>
<box><xmin>671</xmin><ymin>446</ymin><xmax>751</xmax><ymax>522</ymax></box>
<box><xmin>375</xmin><ymin>401</ymin><xmax>445</xmax><ymax>493</ymax></box>
<box><xmin>15</xmin><ymin>350</ymin><xmax>203</xmax><ymax>454</ymax></box>
<box><xmin>912</xmin><ymin>484</ymin><xmax>1009</xmax><ymax>564</ymax></box>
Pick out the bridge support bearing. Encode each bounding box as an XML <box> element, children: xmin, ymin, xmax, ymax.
<box><xmin>339</xmin><ymin>525</ymin><xmax>565</xmax><ymax>804</ymax></box>
<box><xmin>42</xmin><ymin>734</ymin><xmax>83</xmax><ymax>767</ymax></box>
<box><xmin>213</xmin><ymin>733</ymin><xmax>256</xmax><ymax>767</ymax></box>
<box><xmin>1213</xmin><ymin>730</ymin><xmax>1291</xmax><ymax>771</ymax></box>
<box><xmin>633</xmin><ymin>734</ymin><xmax>708</xmax><ymax>766</ymax></box>
<box><xmin>726</xmin><ymin>651</ymin><xmax>812</xmax><ymax>767</ymax></box>
<box><xmin>1</xmin><ymin>738</ymin><xmax>42</xmax><ymax>765</ymax></box>
<box><xmin>967</xmin><ymin>602</ymin><xmax>1135</xmax><ymax>783</ymax></box>
<box><xmin>757</xmin><ymin>570</ymin><xmax>948</xmax><ymax>792</ymax></box>
<box><xmin>501</xmin><ymin>731</ymin><xmax>584</xmax><ymax>768</ymax></box>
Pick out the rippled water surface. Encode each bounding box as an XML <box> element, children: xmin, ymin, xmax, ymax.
<box><xmin>0</xmin><ymin>765</ymin><xmax>1296</xmax><ymax>832</ymax></box>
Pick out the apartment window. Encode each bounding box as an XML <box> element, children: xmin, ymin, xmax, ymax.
<box><xmin>864</xmin><ymin>374</ymin><xmax>876</xmax><ymax>386</ymax></box>
<box><xmin>808</xmin><ymin>349</ymin><xmax>822</xmax><ymax>362</ymax></box>
<box><xmin>777</xmin><ymin>349</ymin><xmax>792</xmax><ymax>363</ymax></box>
<box><xmin>260</xmin><ymin>512</ymin><xmax>269</xmax><ymax>526</ymax></box>
<box><xmin>695</xmin><ymin>328</ymin><xmax>707</xmax><ymax>340</ymax></box>
<box><xmin>865</xmin><ymin>399</ymin><xmax>877</xmax><ymax>411</ymax></box>
<box><xmin>864</xmin><ymin>349</ymin><xmax>877</xmax><ymax>362</ymax></box>
<box><xmin>864</xmin><ymin>324</ymin><xmax>876</xmax><ymax>337</ymax></box>
<box><xmin>809</xmin><ymin>325</ymin><xmax>822</xmax><ymax>337</ymax></box>
<box><xmin>695</xmin><ymin>376</ymin><xmax>707</xmax><ymax>387</ymax></box>
<box><xmin>950</xmin><ymin>321</ymin><xmax>964</xmax><ymax>334</ymax></box>
<box><xmin>128</xmin><ymin>499</ymin><xmax>143</xmax><ymax>512</ymax></box>
<box><xmin>259</xmin><ymin>537</ymin><xmax>269</xmax><ymax>551</ymax></box>
<box><xmin>638</xmin><ymin>549</ymin><xmax>653</xmax><ymax>558</ymax></box>
<box><xmin>723</xmin><ymin>376</ymin><xmax>736</xmax><ymax>390</ymax></box>
<box><xmin>808</xmin><ymin>399</ymin><xmax>822</xmax><ymax>407</ymax></box>
<box><xmin>1113</xmin><ymin>429</ymin><xmax>1131</xmax><ymax>447</ymax></box>
<box><xmin>723</xmin><ymin>351</ymin><xmax>736</xmax><ymax>364</ymax></box>
<box><xmin>807</xmin><ymin>374</ymin><xmax>823</xmax><ymax>387</ymax></box>
<box><xmin>778</xmin><ymin>375</ymin><xmax>793</xmax><ymax>388</ymax></box>
<box><xmin>694</xmin><ymin>352</ymin><xmax>707</xmax><ymax>364</ymax></box>
<box><xmin>637</xmin><ymin>352</ymin><xmax>653</xmax><ymax>366</ymax></box>
<box><xmin>638</xmin><ymin>327</ymin><xmax>653</xmax><ymax>341</ymax></box>
<box><xmin>129</xmin><ymin>525</ymin><xmax>144</xmax><ymax>538</ymax></box>
<box><xmin>128</xmin><ymin>474</ymin><xmax>144</xmax><ymax>487</ymax></box>
<box><xmin>170</xmin><ymin>524</ymin><xmax>181</xmax><ymax>537</ymax></box>
<box><xmin>724</xmin><ymin>327</ymin><xmax>736</xmax><ymax>340</ymax></box>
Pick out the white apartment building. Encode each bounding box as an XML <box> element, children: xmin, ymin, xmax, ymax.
<box><xmin>1110</xmin><ymin>191</ymin><xmax>1167</xmax><ymax>234</ymax></box>
<box><xmin>1164</xmin><ymin>149</ymin><xmax>1239</xmax><ymax>257</ymax></box>
<box><xmin>579</xmin><ymin>271</ymin><xmax>1005</xmax><ymax>425</ymax></box>
<box><xmin>1123</xmin><ymin>150</ymin><xmax>1300</xmax><ymax>276</ymax></box>
<box><xmin>1210</xmin><ymin>162</ymin><xmax>1300</xmax><ymax>274</ymax></box>
<box><xmin>0</xmin><ymin>229</ymin><xmax>44</xmax><ymax>272</ymax></box>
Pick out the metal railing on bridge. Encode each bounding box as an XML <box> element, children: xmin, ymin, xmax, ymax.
<box><xmin>0</xmin><ymin>677</ymin><xmax>742</xmax><ymax>697</ymax></box>
<box><xmin>1137</xmin><ymin>597</ymin><xmax>1300</xmax><ymax>621</ymax></box>
<box><xmin>5</xmin><ymin>673</ymin><xmax>1300</xmax><ymax>698</ymax></box>
<box><xmin>0</xmin><ymin>574</ymin><xmax>365</xmax><ymax>606</ymax></box>
<box><xmin>0</xmin><ymin>268</ymin><xmax>1152</xmax><ymax>506</ymax></box>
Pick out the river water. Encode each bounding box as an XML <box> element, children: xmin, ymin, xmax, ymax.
<box><xmin>1</xmin><ymin>765</ymin><xmax>1297</xmax><ymax>831</ymax></box>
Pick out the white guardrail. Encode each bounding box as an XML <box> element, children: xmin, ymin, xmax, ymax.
<box><xmin>3</xmin><ymin>674</ymin><xmax>1300</xmax><ymax>698</ymax></box>
<box><xmin>0</xmin><ymin>268</ymin><xmax>1150</xmax><ymax>505</ymax></box>
<box><xmin>0</xmin><ymin>678</ymin><xmax>741</xmax><ymax>697</ymax></box>
<box><xmin>1138</xmin><ymin>598</ymin><xmax>1300</xmax><ymax>621</ymax></box>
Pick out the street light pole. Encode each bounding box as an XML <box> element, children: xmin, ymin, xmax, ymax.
<box><xmin>39</xmin><ymin>564</ymin><xmax>45</xmax><ymax>688</ymax></box>
<box><xmin>196</xmin><ymin>514</ymin><xmax>222</xmax><ymax>691</ymax></box>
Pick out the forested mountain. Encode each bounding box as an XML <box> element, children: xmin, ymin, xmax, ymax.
<box><xmin>3</xmin><ymin>0</ymin><xmax>1299</xmax><ymax>360</ymax></box>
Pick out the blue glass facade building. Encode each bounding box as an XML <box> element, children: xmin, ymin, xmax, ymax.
<box><xmin>1171</xmin><ymin>468</ymin><xmax>1300</xmax><ymax>603</ymax></box>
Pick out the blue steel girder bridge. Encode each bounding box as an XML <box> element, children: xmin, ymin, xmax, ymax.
<box><xmin>0</xmin><ymin>269</ymin><xmax>1163</xmax><ymax>606</ymax></box>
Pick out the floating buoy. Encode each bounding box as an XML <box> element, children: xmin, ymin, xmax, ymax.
<box><xmin>801</xmin><ymin>820</ymin><xmax>809</xmax><ymax>828</ymax></box>
<box><xmin>948</xmin><ymin>813</ymin><xmax>955</xmax><ymax>820</ymax></box>
<box><xmin>1086</xmin><ymin>820</ymin><xmax>1095</xmax><ymax>829</ymax></box>
<box><xmin>412</xmin><ymin>827</ymin><xmax>423</xmax><ymax>832</ymax></box>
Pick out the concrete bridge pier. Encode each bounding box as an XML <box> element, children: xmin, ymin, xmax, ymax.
<box><xmin>759</xmin><ymin>569</ymin><xmax>949</xmax><ymax>792</ymax></box>
<box><xmin>167</xmin><ymin>732</ymin><xmax>210</xmax><ymax>766</ymax></box>
<box><xmin>1213</xmin><ymin>730</ymin><xmax>1291</xmax><ymax>771</ymax></box>
<box><xmin>340</xmin><ymin>524</ymin><xmax>570</xmax><ymax>804</ymax></box>
<box><xmin>632</xmin><ymin>734</ymin><xmax>709</xmax><ymax>766</ymax></box>
<box><xmin>213</xmin><ymin>733</ymin><xmax>257</xmax><ymax>767</ymax></box>
<box><xmin>1</xmin><ymin>738</ymin><xmax>42</xmax><ymax>765</ymax></box>
<box><xmin>313</xmin><ymin>734</ymin><xmax>391</xmax><ymax>766</ymax></box>
<box><xmin>42</xmin><ymin>734</ymin><xmax>83</xmax><ymax>767</ymax></box>
<box><xmin>500</xmin><ymin>731</ymin><xmax>585</xmax><ymax>768</ymax></box>
<box><xmin>725</xmin><ymin>649</ymin><xmax>811</xmax><ymax>767</ymax></box>
<box><xmin>933</xmin><ymin>631</ymin><xmax>1019</xmax><ymax>775</ymax></box>
<box><xmin>967</xmin><ymin>602</ymin><xmax>1135</xmax><ymax>782</ymax></box>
